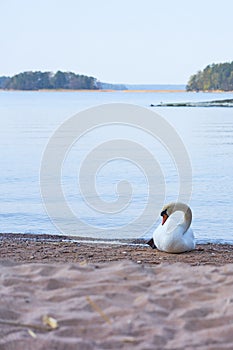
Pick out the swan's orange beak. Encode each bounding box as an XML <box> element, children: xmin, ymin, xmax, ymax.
<box><xmin>162</xmin><ymin>214</ymin><xmax>168</xmax><ymax>225</ymax></box>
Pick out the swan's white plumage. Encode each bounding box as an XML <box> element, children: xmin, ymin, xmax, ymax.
<box><xmin>152</xmin><ymin>202</ymin><xmax>196</xmax><ymax>253</ymax></box>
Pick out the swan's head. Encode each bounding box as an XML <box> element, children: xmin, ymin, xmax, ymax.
<box><xmin>160</xmin><ymin>202</ymin><xmax>191</xmax><ymax>225</ymax></box>
<box><xmin>161</xmin><ymin>208</ymin><xmax>169</xmax><ymax>225</ymax></box>
<box><xmin>160</xmin><ymin>203</ymin><xmax>175</xmax><ymax>225</ymax></box>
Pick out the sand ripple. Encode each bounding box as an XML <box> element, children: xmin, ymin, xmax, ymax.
<box><xmin>0</xmin><ymin>261</ymin><xmax>233</xmax><ymax>349</ymax></box>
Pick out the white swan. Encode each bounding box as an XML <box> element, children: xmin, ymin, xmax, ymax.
<box><xmin>147</xmin><ymin>202</ymin><xmax>196</xmax><ymax>253</ymax></box>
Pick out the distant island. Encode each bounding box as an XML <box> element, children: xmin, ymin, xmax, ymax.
<box><xmin>0</xmin><ymin>70</ymin><xmax>187</xmax><ymax>92</ymax></box>
<box><xmin>0</xmin><ymin>71</ymin><xmax>128</xmax><ymax>91</ymax></box>
<box><xmin>0</xmin><ymin>71</ymin><xmax>98</xmax><ymax>90</ymax></box>
<box><xmin>186</xmin><ymin>61</ymin><xmax>233</xmax><ymax>91</ymax></box>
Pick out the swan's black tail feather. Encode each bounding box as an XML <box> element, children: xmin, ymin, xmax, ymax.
<box><xmin>146</xmin><ymin>238</ymin><xmax>157</xmax><ymax>249</ymax></box>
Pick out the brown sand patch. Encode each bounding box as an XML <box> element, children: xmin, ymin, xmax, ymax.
<box><xmin>0</xmin><ymin>233</ymin><xmax>233</xmax><ymax>266</ymax></box>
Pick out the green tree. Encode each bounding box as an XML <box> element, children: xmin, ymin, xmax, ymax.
<box><xmin>51</xmin><ymin>71</ymin><xmax>68</xmax><ymax>89</ymax></box>
<box><xmin>186</xmin><ymin>62</ymin><xmax>233</xmax><ymax>91</ymax></box>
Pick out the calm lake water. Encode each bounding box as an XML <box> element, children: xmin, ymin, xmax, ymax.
<box><xmin>1</xmin><ymin>90</ymin><xmax>233</xmax><ymax>243</ymax></box>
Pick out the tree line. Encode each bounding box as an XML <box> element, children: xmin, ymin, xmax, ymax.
<box><xmin>0</xmin><ymin>71</ymin><xmax>99</xmax><ymax>90</ymax></box>
<box><xmin>186</xmin><ymin>61</ymin><xmax>233</xmax><ymax>91</ymax></box>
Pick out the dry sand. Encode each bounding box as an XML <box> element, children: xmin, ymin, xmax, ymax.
<box><xmin>1</xmin><ymin>233</ymin><xmax>233</xmax><ymax>349</ymax></box>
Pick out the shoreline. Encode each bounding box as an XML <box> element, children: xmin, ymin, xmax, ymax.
<box><xmin>0</xmin><ymin>88</ymin><xmax>186</xmax><ymax>93</ymax></box>
<box><xmin>1</xmin><ymin>232</ymin><xmax>233</xmax><ymax>266</ymax></box>
<box><xmin>1</xmin><ymin>88</ymin><xmax>233</xmax><ymax>93</ymax></box>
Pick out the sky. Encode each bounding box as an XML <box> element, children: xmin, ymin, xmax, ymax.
<box><xmin>1</xmin><ymin>0</ymin><xmax>233</xmax><ymax>84</ymax></box>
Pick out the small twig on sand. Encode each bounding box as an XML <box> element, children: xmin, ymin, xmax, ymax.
<box><xmin>86</xmin><ymin>296</ymin><xmax>112</xmax><ymax>324</ymax></box>
<box><xmin>0</xmin><ymin>319</ymin><xmax>55</xmax><ymax>332</ymax></box>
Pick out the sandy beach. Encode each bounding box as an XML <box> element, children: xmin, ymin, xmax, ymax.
<box><xmin>1</xmin><ymin>233</ymin><xmax>233</xmax><ymax>349</ymax></box>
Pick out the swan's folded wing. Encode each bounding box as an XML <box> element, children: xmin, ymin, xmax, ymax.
<box><xmin>165</xmin><ymin>217</ymin><xmax>179</xmax><ymax>234</ymax></box>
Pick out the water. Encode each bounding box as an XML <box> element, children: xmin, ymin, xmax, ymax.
<box><xmin>1</xmin><ymin>90</ymin><xmax>233</xmax><ymax>243</ymax></box>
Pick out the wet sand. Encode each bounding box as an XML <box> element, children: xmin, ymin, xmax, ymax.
<box><xmin>0</xmin><ymin>233</ymin><xmax>233</xmax><ymax>266</ymax></box>
<box><xmin>1</xmin><ymin>233</ymin><xmax>233</xmax><ymax>349</ymax></box>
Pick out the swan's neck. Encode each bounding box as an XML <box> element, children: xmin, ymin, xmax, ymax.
<box><xmin>183</xmin><ymin>208</ymin><xmax>192</xmax><ymax>232</ymax></box>
<box><xmin>171</xmin><ymin>203</ymin><xmax>192</xmax><ymax>233</ymax></box>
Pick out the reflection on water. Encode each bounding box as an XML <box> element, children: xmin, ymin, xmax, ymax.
<box><xmin>0</xmin><ymin>91</ymin><xmax>233</xmax><ymax>243</ymax></box>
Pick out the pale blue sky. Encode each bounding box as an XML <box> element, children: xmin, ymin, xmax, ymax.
<box><xmin>1</xmin><ymin>0</ymin><xmax>233</xmax><ymax>84</ymax></box>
